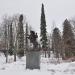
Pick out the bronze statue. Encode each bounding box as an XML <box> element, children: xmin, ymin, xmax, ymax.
<box><xmin>27</xmin><ymin>30</ymin><xmax>38</xmax><ymax>49</ymax></box>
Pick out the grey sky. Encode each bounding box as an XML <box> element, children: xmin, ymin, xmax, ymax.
<box><xmin>0</xmin><ymin>0</ymin><xmax>75</xmax><ymax>33</ymax></box>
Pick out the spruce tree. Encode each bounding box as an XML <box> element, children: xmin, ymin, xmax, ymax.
<box><xmin>52</xmin><ymin>28</ymin><xmax>61</xmax><ymax>58</ymax></box>
<box><xmin>40</xmin><ymin>3</ymin><xmax>48</xmax><ymax>49</ymax></box>
<box><xmin>63</xmin><ymin>19</ymin><xmax>74</xmax><ymax>57</ymax></box>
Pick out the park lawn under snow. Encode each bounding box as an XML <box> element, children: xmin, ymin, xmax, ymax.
<box><xmin>0</xmin><ymin>53</ymin><xmax>75</xmax><ymax>75</ymax></box>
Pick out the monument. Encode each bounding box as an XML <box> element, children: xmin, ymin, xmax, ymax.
<box><xmin>26</xmin><ymin>30</ymin><xmax>40</xmax><ymax>69</ymax></box>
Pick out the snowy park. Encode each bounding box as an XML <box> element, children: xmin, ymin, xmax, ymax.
<box><xmin>0</xmin><ymin>52</ymin><xmax>75</xmax><ymax>75</ymax></box>
<box><xmin>0</xmin><ymin>0</ymin><xmax>75</xmax><ymax>75</ymax></box>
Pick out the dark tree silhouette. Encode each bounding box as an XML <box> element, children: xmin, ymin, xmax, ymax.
<box><xmin>40</xmin><ymin>3</ymin><xmax>48</xmax><ymax>49</ymax></box>
<box><xmin>17</xmin><ymin>14</ymin><xmax>24</xmax><ymax>57</ymax></box>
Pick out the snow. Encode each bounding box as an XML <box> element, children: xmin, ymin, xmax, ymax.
<box><xmin>0</xmin><ymin>52</ymin><xmax>75</xmax><ymax>75</ymax></box>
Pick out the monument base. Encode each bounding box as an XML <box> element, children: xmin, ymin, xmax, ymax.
<box><xmin>26</xmin><ymin>50</ymin><xmax>40</xmax><ymax>69</ymax></box>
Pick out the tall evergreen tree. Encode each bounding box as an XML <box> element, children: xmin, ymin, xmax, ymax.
<box><xmin>40</xmin><ymin>3</ymin><xmax>48</xmax><ymax>49</ymax></box>
<box><xmin>63</xmin><ymin>19</ymin><xmax>74</xmax><ymax>57</ymax></box>
<box><xmin>17</xmin><ymin>14</ymin><xmax>24</xmax><ymax>57</ymax></box>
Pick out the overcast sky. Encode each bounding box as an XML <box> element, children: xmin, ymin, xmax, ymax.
<box><xmin>0</xmin><ymin>0</ymin><xmax>75</xmax><ymax>33</ymax></box>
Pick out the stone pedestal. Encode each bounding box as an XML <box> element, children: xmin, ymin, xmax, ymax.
<box><xmin>26</xmin><ymin>50</ymin><xmax>40</xmax><ymax>69</ymax></box>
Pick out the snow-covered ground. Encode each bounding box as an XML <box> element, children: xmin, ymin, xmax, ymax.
<box><xmin>0</xmin><ymin>53</ymin><xmax>75</xmax><ymax>75</ymax></box>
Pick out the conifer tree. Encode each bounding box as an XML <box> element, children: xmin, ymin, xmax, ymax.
<box><xmin>63</xmin><ymin>19</ymin><xmax>74</xmax><ymax>57</ymax></box>
<box><xmin>17</xmin><ymin>14</ymin><xmax>24</xmax><ymax>57</ymax></box>
<box><xmin>40</xmin><ymin>3</ymin><xmax>48</xmax><ymax>49</ymax></box>
<box><xmin>52</xmin><ymin>28</ymin><xmax>61</xmax><ymax>58</ymax></box>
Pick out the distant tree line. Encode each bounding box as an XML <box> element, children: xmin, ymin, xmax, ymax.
<box><xmin>40</xmin><ymin>3</ymin><xmax>75</xmax><ymax>59</ymax></box>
